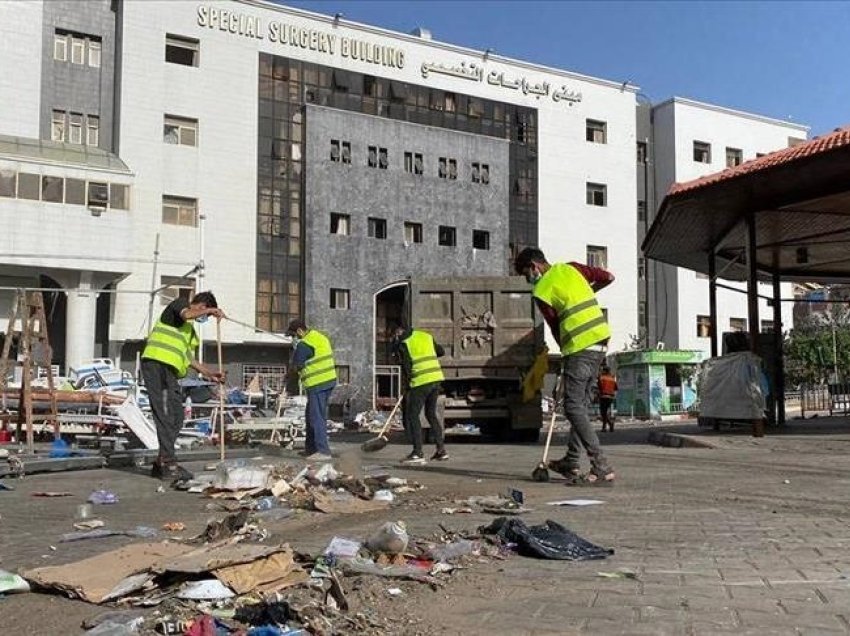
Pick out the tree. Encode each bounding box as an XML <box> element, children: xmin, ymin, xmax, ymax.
<box><xmin>784</xmin><ymin>306</ymin><xmax>850</xmax><ymax>386</ymax></box>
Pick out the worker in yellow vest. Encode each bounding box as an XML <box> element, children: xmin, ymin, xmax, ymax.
<box><xmin>141</xmin><ymin>291</ymin><xmax>225</xmax><ymax>482</ymax></box>
<box><xmin>515</xmin><ymin>247</ymin><xmax>616</xmax><ymax>486</ymax></box>
<box><xmin>287</xmin><ymin>319</ymin><xmax>337</xmax><ymax>462</ymax></box>
<box><xmin>392</xmin><ymin>323</ymin><xmax>448</xmax><ymax>464</ymax></box>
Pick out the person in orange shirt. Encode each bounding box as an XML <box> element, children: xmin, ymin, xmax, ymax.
<box><xmin>598</xmin><ymin>367</ymin><xmax>618</xmax><ymax>432</ymax></box>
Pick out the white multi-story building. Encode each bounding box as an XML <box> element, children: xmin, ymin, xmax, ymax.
<box><xmin>647</xmin><ymin>97</ymin><xmax>808</xmax><ymax>354</ymax></box>
<box><xmin>0</xmin><ymin>0</ymin><xmax>807</xmax><ymax>407</ymax></box>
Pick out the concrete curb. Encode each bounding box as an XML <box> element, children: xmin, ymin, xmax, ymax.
<box><xmin>647</xmin><ymin>430</ymin><xmax>718</xmax><ymax>449</ymax></box>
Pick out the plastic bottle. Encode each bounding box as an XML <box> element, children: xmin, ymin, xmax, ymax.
<box><xmin>365</xmin><ymin>521</ymin><xmax>409</xmax><ymax>554</ymax></box>
<box><xmin>184</xmin><ymin>396</ymin><xmax>192</xmax><ymax>421</ymax></box>
<box><xmin>254</xmin><ymin>496</ymin><xmax>278</xmax><ymax>511</ymax></box>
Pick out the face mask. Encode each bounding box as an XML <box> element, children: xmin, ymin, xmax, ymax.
<box><xmin>525</xmin><ymin>270</ymin><xmax>542</xmax><ymax>284</ymax></box>
<box><xmin>195</xmin><ymin>315</ymin><xmax>209</xmax><ymax>324</ymax></box>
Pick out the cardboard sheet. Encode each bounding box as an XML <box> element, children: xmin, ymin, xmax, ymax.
<box><xmin>213</xmin><ymin>547</ymin><xmax>305</xmax><ymax>594</ymax></box>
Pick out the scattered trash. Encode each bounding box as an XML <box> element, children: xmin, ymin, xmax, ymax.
<box><xmin>234</xmin><ymin>599</ymin><xmax>295</xmax><ymax>627</ymax></box>
<box><xmin>312</xmin><ymin>463</ymin><xmax>338</xmax><ymax>482</ymax></box>
<box><xmin>480</xmin><ymin>517</ymin><xmax>613</xmax><ymax>561</ymax></box>
<box><xmin>427</xmin><ymin>539</ymin><xmax>478</xmax><ymax>562</ymax></box>
<box><xmin>387</xmin><ymin>587</ymin><xmax>403</xmax><ymax>596</ymax></box>
<box><xmin>254</xmin><ymin>496</ymin><xmax>280</xmax><ymax>511</ymax></box>
<box><xmin>213</xmin><ymin>466</ymin><xmax>271</xmax><ymax>491</ymax></box>
<box><xmin>783</xmin><ymin>479</ymin><xmax>791</xmax><ymax>484</ymax></box>
<box><xmin>32</xmin><ymin>491</ymin><xmax>73</xmax><ymax>497</ymax></box>
<box><xmin>0</xmin><ymin>481</ymin><xmax>15</xmax><ymax>491</ymax></box>
<box><xmin>73</xmin><ymin>519</ymin><xmax>105</xmax><ymax>530</ymax></box>
<box><xmin>0</xmin><ymin>569</ymin><xmax>31</xmax><ymax>593</ymax></box>
<box><xmin>82</xmin><ymin>610</ymin><xmax>147</xmax><ymax>633</ymax></box>
<box><xmin>465</xmin><ymin>495</ymin><xmax>532</xmax><ymax>515</ymax></box>
<box><xmin>365</xmin><ymin>521</ymin><xmax>409</xmax><ymax>555</ymax></box>
<box><xmin>312</xmin><ymin>491</ymin><xmax>389</xmax><ymax>515</ymax></box>
<box><xmin>48</xmin><ymin>438</ymin><xmax>73</xmax><ymax>458</ymax></box>
<box><xmin>324</xmin><ymin>537</ymin><xmax>361</xmax><ymax>559</ymax></box>
<box><xmin>384</xmin><ymin>477</ymin><xmax>407</xmax><ymax>487</ymax></box>
<box><xmin>441</xmin><ymin>507</ymin><xmax>473</xmax><ymax>515</ymax></box>
<box><xmin>372</xmin><ymin>489</ymin><xmax>395</xmax><ymax>502</ymax></box>
<box><xmin>546</xmin><ymin>499</ymin><xmax>606</xmax><ymax>507</ymax></box>
<box><xmin>506</xmin><ymin>488</ymin><xmax>524</xmax><ymax>504</ymax></box>
<box><xmin>162</xmin><ymin>522</ymin><xmax>186</xmax><ymax>532</ymax></box>
<box><xmin>76</xmin><ymin>503</ymin><xmax>94</xmax><ymax>520</ymax></box>
<box><xmin>176</xmin><ymin>579</ymin><xmax>236</xmax><ymax>600</ymax></box>
<box><xmin>88</xmin><ymin>490</ymin><xmax>119</xmax><ymax>505</ymax></box>
<box><xmin>60</xmin><ymin>526</ymin><xmax>157</xmax><ymax>542</ymax></box>
<box><xmin>597</xmin><ymin>568</ymin><xmax>638</xmax><ymax>580</ymax></box>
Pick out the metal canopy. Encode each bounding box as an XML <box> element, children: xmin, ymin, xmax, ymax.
<box><xmin>643</xmin><ymin>128</ymin><xmax>850</xmax><ymax>283</ymax></box>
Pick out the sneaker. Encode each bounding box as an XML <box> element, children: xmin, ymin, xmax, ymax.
<box><xmin>547</xmin><ymin>457</ymin><xmax>581</xmax><ymax>477</ymax></box>
<box><xmin>430</xmin><ymin>449</ymin><xmax>450</xmax><ymax>461</ymax></box>
<box><xmin>304</xmin><ymin>452</ymin><xmax>333</xmax><ymax>462</ymax></box>
<box><xmin>401</xmin><ymin>452</ymin><xmax>426</xmax><ymax>465</ymax></box>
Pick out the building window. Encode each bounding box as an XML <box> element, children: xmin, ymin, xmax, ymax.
<box><xmin>87</xmin><ymin>181</ymin><xmax>108</xmax><ymax>208</ymax></box>
<box><xmin>438</xmin><ymin>157</ymin><xmax>458</xmax><ymax>180</ymax></box>
<box><xmin>41</xmin><ymin>176</ymin><xmax>64</xmax><ymax>203</ymax></box>
<box><xmin>330</xmin><ymin>139</ymin><xmax>341</xmax><ymax>162</ymax></box>
<box><xmin>69</xmin><ymin>112</ymin><xmax>83</xmax><ymax>144</ymax></box>
<box><xmin>725</xmin><ymin>147</ymin><xmax>743</xmax><ymax>168</ymax></box>
<box><xmin>53</xmin><ymin>34</ymin><xmax>67</xmax><ymax>61</ymax></box>
<box><xmin>368</xmin><ymin>145</ymin><xmax>388</xmax><ymax>168</ymax></box>
<box><xmin>586</xmin><ymin>182</ymin><xmax>607</xmax><ymax>206</ymax></box>
<box><xmin>404</xmin><ymin>222</ymin><xmax>423</xmax><ymax>244</ymax></box>
<box><xmin>162</xmin><ymin>195</ymin><xmax>198</xmax><ymax>227</ymax></box>
<box><xmin>693</xmin><ymin>141</ymin><xmax>711</xmax><ymax>163</ymax></box>
<box><xmin>378</xmin><ymin>147</ymin><xmax>388</xmax><ymax>169</ymax></box>
<box><xmin>730</xmin><ymin>317</ymin><xmax>747</xmax><ymax>332</ymax></box>
<box><xmin>86</xmin><ymin>115</ymin><xmax>99</xmax><ymax>146</ymax></box>
<box><xmin>341</xmin><ymin>141</ymin><xmax>351</xmax><ymax>164</ymax></box>
<box><xmin>0</xmin><ymin>170</ymin><xmax>16</xmax><ymax>198</ymax></box>
<box><xmin>471</xmin><ymin>162</ymin><xmax>490</xmax><ymax>184</ymax></box>
<box><xmin>71</xmin><ymin>36</ymin><xmax>85</xmax><ymax>65</ymax></box>
<box><xmin>761</xmin><ymin>320</ymin><xmax>774</xmax><ymax>333</ymax></box>
<box><xmin>404</xmin><ymin>151</ymin><xmax>423</xmax><ymax>175</ymax></box>
<box><xmin>586</xmin><ymin>245</ymin><xmax>608</xmax><ymax>269</ymax></box>
<box><xmin>637</xmin><ymin>141</ymin><xmax>648</xmax><ymax>164</ymax></box>
<box><xmin>368</xmin><ymin>217</ymin><xmax>387</xmax><ymax>239</ymax></box>
<box><xmin>88</xmin><ymin>39</ymin><xmax>101</xmax><ymax>68</ymax></box>
<box><xmin>160</xmin><ymin>276</ymin><xmax>195</xmax><ymax>306</ymax></box>
<box><xmin>51</xmin><ymin>110</ymin><xmax>65</xmax><ymax>142</ymax></box>
<box><xmin>330</xmin><ymin>213</ymin><xmax>350</xmax><ymax>235</ymax></box>
<box><xmin>163</xmin><ymin>115</ymin><xmax>198</xmax><ymax>146</ymax></box>
<box><xmin>637</xmin><ymin>200</ymin><xmax>647</xmax><ymax>222</ymax></box>
<box><xmin>438</xmin><ymin>225</ymin><xmax>456</xmax><ymax>247</ymax></box>
<box><xmin>165</xmin><ymin>34</ymin><xmax>199</xmax><ymax>67</ymax></box>
<box><xmin>18</xmin><ymin>173</ymin><xmax>40</xmax><ymax>201</ymax></box>
<box><xmin>586</xmin><ymin>119</ymin><xmax>607</xmax><ymax>144</ymax></box>
<box><xmin>696</xmin><ymin>315</ymin><xmax>711</xmax><ymax>338</ymax></box>
<box><xmin>473</xmin><ymin>229</ymin><xmax>490</xmax><ymax>250</ymax></box>
<box><xmin>638</xmin><ymin>257</ymin><xmax>646</xmax><ymax>280</ymax></box>
<box><xmin>65</xmin><ymin>178</ymin><xmax>85</xmax><ymax>205</ymax></box>
<box><xmin>110</xmin><ymin>183</ymin><xmax>129</xmax><ymax>210</ymax></box>
<box><xmin>639</xmin><ymin>301</ymin><xmax>647</xmax><ymax>330</ymax></box>
<box><xmin>330</xmin><ymin>288</ymin><xmax>350</xmax><ymax>310</ymax></box>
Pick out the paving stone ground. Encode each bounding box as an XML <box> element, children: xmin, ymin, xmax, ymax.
<box><xmin>2</xmin><ymin>418</ymin><xmax>850</xmax><ymax>635</ymax></box>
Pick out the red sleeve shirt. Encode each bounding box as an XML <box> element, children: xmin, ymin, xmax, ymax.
<box><xmin>535</xmin><ymin>262</ymin><xmax>615</xmax><ymax>347</ymax></box>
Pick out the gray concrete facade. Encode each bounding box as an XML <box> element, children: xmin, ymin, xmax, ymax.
<box><xmin>304</xmin><ymin>105</ymin><xmax>510</xmax><ymax>409</ymax></box>
<box><xmin>40</xmin><ymin>0</ymin><xmax>116</xmax><ymax>152</ymax></box>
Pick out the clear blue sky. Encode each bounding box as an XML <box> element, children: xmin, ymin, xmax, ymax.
<box><xmin>280</xmin><ymin>0</ymin><xmax>849</xmax><ymax>136</ymax></box>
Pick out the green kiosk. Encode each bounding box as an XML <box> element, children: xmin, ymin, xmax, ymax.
<box><xmin>612</xmin><ymin>349</ymin><xmax>704</xmax><ymax>419</ymax></box>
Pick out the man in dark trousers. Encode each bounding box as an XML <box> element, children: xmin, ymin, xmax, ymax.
<box><xmin>598</xmin><ymin>366</ymin><xmax>618</xmax><ymax>432</ymax></box>
<box><xmin>141</xmin><ymin>291</ymin><xmax>225</xmax><ymax>482</ymax></box>
<box><xmin>287</xmin><ymin>319</ymin><xmax>337</xmax><ymax>462</ymax></box>
<box><xmin>515</xmin><ymin>247</ymin><xmax>616</xmax><ymax>485</ymax></box>
<box><xmin>392</xmin><ymin>323</ymin><xmax>448</xmax><ymax>465</ymax></box>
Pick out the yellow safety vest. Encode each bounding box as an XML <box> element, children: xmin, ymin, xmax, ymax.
<box><xmin>533</xmin><ymin>263</ymin><xmax>611</xmax><ymax>356</ymax></box>
<box><xmin>141</xmin><ymin>319</ymin><xmax>198</xmax><ymax>378</ymax></box>
<box><xmin>299</xmin><ymin>329</ymin><xmax>337</xmax><ymax>389</ymax></box>
<box><xmin>403</xmin><ymin>330</ymin><xmax>445</xmax><ymax>388</ymax></box>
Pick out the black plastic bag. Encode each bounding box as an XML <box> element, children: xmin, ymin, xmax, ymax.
<box><xmin>480</xmin><ymin>516</ymin><xmax>613</xmax><ymax>561</ymax></box>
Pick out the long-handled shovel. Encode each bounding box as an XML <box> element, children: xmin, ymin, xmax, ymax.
<box><xmin>361</xmin><ymin>393</ymin><xmax>404</xmax><ymax>453</ymax></box>
<box><xmin>216</xmin><ymin>319</ymin><xmax>226</xmax><ymax>463</ymax></box>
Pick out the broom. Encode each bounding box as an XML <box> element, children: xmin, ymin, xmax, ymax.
<box><xmin>361</xmin><ymin>393</ymin><xmax>404</xmax><ymax>453</ymax></box>
<box><xmin>531</xmin><ymin>377</ymin><xmax>563</xmax><ymax>482</ymax></box>
<box><xmin>216</xmin><ymin>318</ymin><xmax>226</xmax><ymax>463</ymax></box>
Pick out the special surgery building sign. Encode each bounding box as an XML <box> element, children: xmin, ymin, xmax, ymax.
<box><xmin>196</xmin><ymin>5</ymin><xmax>406</xmax><ymax>69</ymax></box>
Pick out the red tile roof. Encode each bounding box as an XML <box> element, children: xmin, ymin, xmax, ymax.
<box><xmin>667</xmin><ymin>126</ymin><xmax>850</xmax><ymax>196</ymax></box>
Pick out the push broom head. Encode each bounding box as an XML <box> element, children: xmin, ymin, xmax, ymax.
<box><xmin>531</xmin><ymin>462</ymin><xmax>550</xmax><ymax>482</ymax></box>
<box><xmin>360</xmin><ymin>434</ymin><xmax>389</xmax><ymax>453</ymax></box>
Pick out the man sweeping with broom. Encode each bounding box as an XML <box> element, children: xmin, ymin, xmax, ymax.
<box><xmin>142</xmin><ymin>291</ymin><xmax>225</xmax><ymax>482</ymax></box>
<box><xmin>515</xmin><ymin>248</ymin><xmax>616</xmax><ymax>486</ymax></box>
